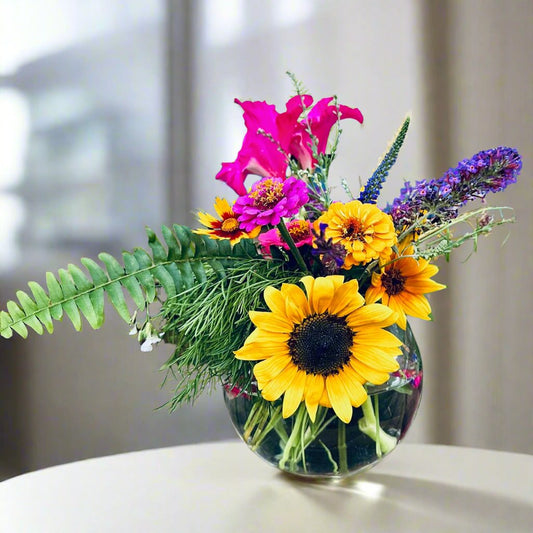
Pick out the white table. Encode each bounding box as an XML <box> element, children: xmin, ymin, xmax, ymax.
<box><xmin>1</xmin><ymin>441</ymin><xmax>532</xmax><ymax>532</ymax></box>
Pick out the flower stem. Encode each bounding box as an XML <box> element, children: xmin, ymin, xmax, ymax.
<box><xmin>337</xmin><ymin>419</ymin><xmax>348</xmax><ymax>474</ymax></box>
<box><xmin>358</xmin><ymin>396</ymin><xmax>397</xmax><ymax>456</ymax></box>
<box><xmin>277</xmin><ymin>219</ymin><xmax>309</xmax><ymax>273</ymax></box>
<box><xmin>278</xmin><ymin>404</ymin><xmax>307</xmax><ymax>471</ymax></box>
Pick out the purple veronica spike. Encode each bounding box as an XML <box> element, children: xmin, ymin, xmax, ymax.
<box><xmin>387</xmin><ymin>146</ymin><xmax>521</xmax><ymax>229</ymax></box>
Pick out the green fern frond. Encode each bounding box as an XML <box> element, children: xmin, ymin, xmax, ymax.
<box><xmin>0</xmin><ymin>225</ymin><xmax>261</xmax><ymax>339</ymax></box>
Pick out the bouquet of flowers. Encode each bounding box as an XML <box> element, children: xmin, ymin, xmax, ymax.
<box><xmin>0</xmin><ymin>76</ymin><xmax>521</xmax><ymax>477</ymax></box>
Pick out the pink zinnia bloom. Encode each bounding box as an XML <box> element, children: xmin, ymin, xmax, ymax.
<box><xmin>258</xmin><ymin>219</ymin><xmax>313</xmax><ymax>254</ymax></box>
<box><xmin>233</xmin><ymin>176</ymin><xmax>309</xmax><ymax>232</ymax></box>
<box><xmin>216</xmin><ymin>96</ymin><xmax>363</xmax><ymax>195</ymax></box>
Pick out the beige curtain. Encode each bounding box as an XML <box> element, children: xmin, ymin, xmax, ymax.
<box><xmin>420</xmin><ymin>0</ymin><xmax>533</xmax><ymax>453</ymax></box>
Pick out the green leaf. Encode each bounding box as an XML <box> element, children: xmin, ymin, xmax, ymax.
<box><xmin>0</xmin><ymin>225</ymin><xmax>269</xmax><ymax>339</ymax></box>
<box><xmin>46</xmin><ymin>272</ymin><xmax>64</xmax><ymax>321</ymax></box>
<box><xmin>58</xmin><ymin>269</ymin><xmax>82</xmax><ymax>331</ymax></box>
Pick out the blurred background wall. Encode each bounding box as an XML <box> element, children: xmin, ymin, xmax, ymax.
<box><xmin>1</xmin><ymin>0</ymin><xmax>531</xmax><ymax>480</ymax></box>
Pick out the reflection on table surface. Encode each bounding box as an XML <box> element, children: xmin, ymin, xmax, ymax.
<box><xmin>1</xmin><ymin>442</ymin><xmax>532</xmax><ymax>533</ymax></box>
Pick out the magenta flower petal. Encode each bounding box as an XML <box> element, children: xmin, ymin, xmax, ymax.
<box><xmin>216</xmin><ymin>98</ymin><xmax>310</xmax><ymax>195</ymax></box>
<box><xmin>234</xmin><ymin>176</ymin><xmax>309</xmax><ymax>231</ymax></box>
<box><xmin>216</xmin><ymin>94</ymin><xmax>363</xmax><ymax>195</ymax></box>
<box><xmin>301</xmin><ymin>97</ymin><xmax>364</xmax><ymax>155</ymax></box>
<box><xmin>258</xmin><ymin>219</ymin><xmax>312</xmax><ymax>254</ymax></box>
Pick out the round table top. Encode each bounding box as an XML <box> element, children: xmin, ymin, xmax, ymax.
<box><xmin>1</xmin><ymin>441</ymin><xmax>532</xmax><ymax>532</ymax></box>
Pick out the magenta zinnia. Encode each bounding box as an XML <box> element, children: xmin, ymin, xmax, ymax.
<box><xmin>234</xmin><ymin>276</ymin><xmax>402</xmax><ymax>423</ymax></box>
<box><xmin>233</xmin><ymin>176</ymin><xmax>309</xmax><ymax>232</ymax></box>
<box><xmin>258</xmin><ymin>219</ymin><xmax>312</xmax><ymax>254</ymax></box>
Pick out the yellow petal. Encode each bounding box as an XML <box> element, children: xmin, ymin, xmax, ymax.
<box><xmin>404</xmin><ymin>278</ymin><xmax>446</xmax><ymax>293</ymax></box>
<box><xmin>318</xmin><ymin>386</ymin><xmax>332</xmax><ymax>408</ymax></box>
<box><xmin>346</xmin><ymin>303</ymin><xmax>395</xmax><ymax>329</ymax></box>
<box><xmin>260</xmin><ymin>364</ymin><xmax>298</xmax><ymax>402</ymax></box>
<box><xmin>300</xmin><ymin>276</ymin><xmax>315</xmax><ymax>300</ymax></box>
<box><xmin>396</xmin><ymin>292</ymin><xmax>432</xmax><ymax>320</ymax></box>
<box><xmin>282</xmin><ymin>370</ymin><xmax>307</xmax><ymax>418</ymax></box>
<box><xmin>281</xmin><ymin>283</ymin><xmax>310</xmax><ymax>323</ymax></box>
<box><xmin>234</xmin><ymin>342</ymin><xmax>271</xmax><ymax>361</ymax></box>
<box><xmin>328</xmin><ymin>279</ymin><xmax>364</xmax><ymax>316</ymax></box>
<box><xmin>385</xmin><ymin>296</ymin><xmax>407</xmax><ymax>329</ymax></box>
<box><xmin>352</xmin><ymin>345</ymin><xmax>401</xmax><ymax>372</ymax></box>
<box><xmin>263</xmin><ymin>286</ymin><xmax>287</xmax><ymax>316</ymax></box>
<box><xmin>325</xmin><ymin>374</ymin><xmax>353</xmax><ymax>423</ymax></box>
<box><xmin>249</xmin><ymin>311</ymin><xmax>293</xmax><ymax>333</ymax></box>
<box><xmin>197</xmin><ymin>211</ymin><xmax>218</xmax><ymax>228</ymax></box>
<box><xmin>213</xmin><ymin>197</ymin><xmax>232</xmax><ymax>218</ymax></box>
<box><xmin>305</xmin><ymin>401</ymin><xmax>319</xmax><ymax>423</ymax></box>
<box><xmin>243</xmin><ymin>328</ymin><xmax>289</xmax><ymax>345</ymax></box>
<box><xmin>350</xmin><ymin>359</ymin><xmax>393</xmax><ymax>385</ymax></box>
<box><xmin>310</xmin><ymin>276</ymin><xmax>336</xmax><ymax>314</ymax></box>
<box><xmin>353</xmin><ymin>328</ymin><xmax>402</xmax><ymax>348</ymax></box>
<box><xmin>253</xmin><ymin>355</ymin><xmax>292</xmax><ymax>382</ymax></box>
<box><xmin>328</xmin><ymin>275</ymin><xmax>346</xmax><ymax>290</ymax></box>
<box><xmin>303</xmin><ymin>373</ymin><xmax>325</xmax><ymax>422</ymax></box>
<box><xmin>339</xmin><ymin>366</ymin><xmax>368</xmax><ymax>407</ymax></box>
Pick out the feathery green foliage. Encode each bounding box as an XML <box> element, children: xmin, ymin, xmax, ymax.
<box><xmin>410</xmin><ymin>206</ymin><xmax>515</xmax><ymax>261</ymax></box>
<box><xmin>359</xmin><ymin>116</ymin><xmax>411</xmax><ymax>204</ymax></box>
<box><xmin>0</xmin><ymin>225</ymin><xmax>261</xmax><ymax>339</ymax></box>
<box><xmin>159</xmin><ymin>261</ymin><xmax>302</xmax><ymax>409</ymax></box>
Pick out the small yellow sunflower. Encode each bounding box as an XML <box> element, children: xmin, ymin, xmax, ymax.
<box><xmin>365</xmin><ymin>246</ymin><xmax>446</xmax><ymax>329</ymax></box>
<box><xmin>315</xmin><ymin>200</ymin><xmax>397</xmax><ymax>268</ymax></box>
<box><xmin>234</xmin><ymin>275</ymin><xmax>402</xmax><ymax>424</ymax></box>
<box><xmin>194</xmin><ymin>197</ymin><xmax>260</xmax><ymax>244</ymax></box>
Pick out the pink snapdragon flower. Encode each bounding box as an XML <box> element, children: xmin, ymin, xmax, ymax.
<box><xmin>258</xmin><ymin>219</ymin><xmax>313</xmax><ymax>254</ymax></box>
<box><xmin>216</xmin><ymin>96</ymin><xmax>363</xmax><ymax>195</ymax></box>
<box><xmin>233</xmin><ymin>176</ymin><xmax>309</xmax><ymax>232</ymax></box>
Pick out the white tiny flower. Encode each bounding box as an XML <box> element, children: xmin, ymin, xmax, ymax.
<box><xmin>140</xmin><ymin>334</ymin><xmax>162</xmax><ymax>352</ymax></box>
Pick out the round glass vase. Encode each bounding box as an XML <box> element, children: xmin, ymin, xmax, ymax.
<box><xmin>224</xmin><ymin>323</ymin><xmax>422</xmax><ymax>478</ymax></box>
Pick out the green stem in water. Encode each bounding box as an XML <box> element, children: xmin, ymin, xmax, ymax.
<box><xmin>358</xmin><ymin>396</ymin><xmax>397</xmax><ymax>456</ymax></box>
<box><xmin>337</xmin><ymin>419</ymin><xmax>348</xmax><ymax>474</ymax></box>
<box><xmin>278</xmin><ymin>404</ymin><xmax>307</xmax><ymax>471</ymax></box>
<box><xmin>374</xmin><ymin>394</ymin><xmax>382</xmax><ymax>457</ymax></box>
<box><xmin>277</xmin><ymin>218</ymin><xmax>309</xmax><ymax>274</ymax></box>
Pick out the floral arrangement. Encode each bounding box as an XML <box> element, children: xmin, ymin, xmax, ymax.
<box><xmin>0</xmin><ymin>76</ymin><xmax>521</xmax><ymax>477</ymax></box>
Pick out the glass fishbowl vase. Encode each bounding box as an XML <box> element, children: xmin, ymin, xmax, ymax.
<box><xmin>224</xmin><ymin>323</ymin><xmax>422</xmax><ymax>478</ymax></box>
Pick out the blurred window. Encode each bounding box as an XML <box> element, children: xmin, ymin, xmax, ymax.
<box><xmin>0</xmin><ymin>0</ymin><xmax>166</xmax><ymax>273</ymax></box>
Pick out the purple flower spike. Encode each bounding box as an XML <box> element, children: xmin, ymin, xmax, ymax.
<box><xmin>387</xmin><ymin>146</ymin><xmax>521</xmax><ymax>229</ymax></box>
<box><xmin>233</xmin><ymin>176</ymin><xmax>309</xmax><ymax>232</ymax></box>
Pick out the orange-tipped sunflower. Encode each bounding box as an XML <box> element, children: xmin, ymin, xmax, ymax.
<box><xmin>315</xmin><ymin>200</ymin><xmax>397</xmax><ymax>268</ymax></box>
<box><xmin>194</xmin><ymin>197</ymin><xmax>260</xmax><ymax>244</ymax></box>
<box><xmin>234</xmin><ymin>275</ymin><xmax>402</xmax><ymax>424</ymax></box>
<box><xmin>365</xmin><ymin>246</ymin><xmax>446</xmax><ymax>329</ymax></box>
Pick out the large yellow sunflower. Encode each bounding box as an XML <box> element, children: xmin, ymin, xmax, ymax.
<box><xmin>315</xmin><ymin>200</ymin><xmax>397</xmax><ymax>268</ymax></box>
<box><xmin>194</xmin><ymin>197</ymin><xmax>260</xmax><ymax>244</ymax></box>
<box><xmin>365</xmin><ymin>246</ymin><xmax>446</xmax><ymax>329</ymax></box>
<box><xmin>234</xmin><ymin>276</ymin><xmax>402</xmax><ymax>424</ymax></box>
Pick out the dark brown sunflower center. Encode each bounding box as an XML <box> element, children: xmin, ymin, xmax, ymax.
<box><xmin>381</xmin><ymin>267</ymin><xmax>406</xmax><ymax>296</ymax></box>
<box><xmin>288</xmin><ymin>313</ymin><xmax>354</xmax><ymax>376</ymax></box>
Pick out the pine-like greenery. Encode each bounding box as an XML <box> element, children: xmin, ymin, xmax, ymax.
<box><xmin>160</xmin><ymin>261</ymin><xmax>302</xmax><ymax>408</ymax></box>
<box><xmin>0</xmin><ymin>225</ymin><xmax>261</xmax><ymax>339</ymax></box>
